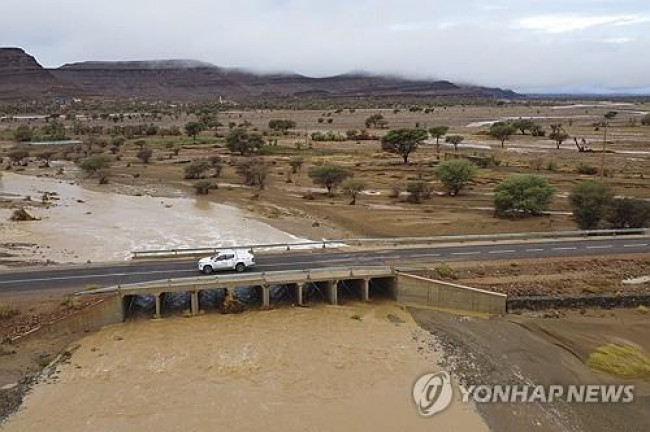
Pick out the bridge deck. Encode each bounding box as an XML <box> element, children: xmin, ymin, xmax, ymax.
<box><xmin>82</xmin><ymin>266</ymin><xmax>396</xmax><ymax>297</ymax></box>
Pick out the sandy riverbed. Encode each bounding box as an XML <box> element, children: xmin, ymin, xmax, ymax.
<box><xmin>1</xmin><ymin>303</ymin><xmax>487</xmax><ymax>432</ymax></box>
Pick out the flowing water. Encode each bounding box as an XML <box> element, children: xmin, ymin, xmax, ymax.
<box><xmin>0</xmin><ymin>173</ymin><xmax>305</xmax><ymax>263</ymax></box>
<box><xmin>1</xmin><ymin>304</ymin><xmax>488</xmax><ymax>432</ymax></box>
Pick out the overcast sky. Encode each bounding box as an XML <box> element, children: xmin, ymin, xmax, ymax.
<box><xmin>2</xmin><ymin>0</ymin><xmax>650</xmax><ymax>93</ymax></box>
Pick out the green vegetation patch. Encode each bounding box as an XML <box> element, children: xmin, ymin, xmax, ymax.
<box><xmin>586</xmin><ymin>344</ymin><xmax>650</xmax><ymax>381</ymax></box>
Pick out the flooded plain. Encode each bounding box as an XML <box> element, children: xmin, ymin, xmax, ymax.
<box><xmin>0</xmin><ymin>172</ymin><xmax>304</xmax><ymax>264</ymax></box>
<box><xmin>1</xmin><ymin>303</ymin><xmax>487</xmax><ymax>432</ymax></box>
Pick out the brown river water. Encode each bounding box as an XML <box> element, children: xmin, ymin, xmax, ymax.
<box><xmin>0</xmin><ymin>172</ymin><xmax>304</xmax><ymax>264</ymax></box>
<box><xmin>1</xmin><ymin>304</ymin><xmax>487</xmax><ymax>431</ymax></box>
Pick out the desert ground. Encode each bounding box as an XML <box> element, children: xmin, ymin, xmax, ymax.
<box><xmin>1</xmin><ymin>101</ymin><xmax>650</xmax><ymax>265</ymax></box>
<box><xmin>0</xmin><ymin>100</ymin><xmax>649</xmax><ymax>430</ymax></box>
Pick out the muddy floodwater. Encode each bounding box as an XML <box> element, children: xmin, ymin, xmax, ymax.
<box><xmin>2</xmin><ymin>304</ymin><xmax>486</xmax><ymax>432</ymax></box>
<box><xmin>0</xmin><ymin>173</ymin><xmax>304</xmax><ymax>264</ymax></box>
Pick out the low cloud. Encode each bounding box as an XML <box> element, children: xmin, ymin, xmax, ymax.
<box><xmin>514</xmin><ymin>14</ymin><xmax>650</xmax><ymax>34</ymax></box>
<box><xmin>1</xmin><ymin>0</ymin><xmax>649</xmax><ymax>93</ymax></box>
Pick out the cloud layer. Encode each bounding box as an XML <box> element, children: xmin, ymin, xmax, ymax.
<box><xmin>1</xmin><ymin>0</ymin><xmax>649</xmax><ymax>93</ymax></box>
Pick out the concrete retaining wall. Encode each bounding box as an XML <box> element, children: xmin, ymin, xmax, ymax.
<box><xmin>396</xmin><ymin>273</ymin><xmax>506</xmax><ymax>315</ymax></box>
<box><xmin>13</xmin><ymin>295</ymin><xmax>124</xmax><ymax>343</ymax></box>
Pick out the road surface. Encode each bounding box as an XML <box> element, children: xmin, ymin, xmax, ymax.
<box><xmin>0</xmin><ymin>237</ymin><xmax>648</xmax><ymax>296</ymax></box>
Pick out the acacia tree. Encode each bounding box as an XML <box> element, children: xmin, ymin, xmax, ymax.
<box><xmin>493</xmin><ymin>175</ymin><xmax>555</xmax><ymax>218</ymax></box>
<box><xmin>226</xmin><ymin>128</ymin><xmax>265</xmax><ymax>155</ymax></box>
<box><xmin>549</xmin><ymin>124</ymin><xmax>570</xmax><ymax>149</ymax></box>
<box><xmin>606</xmin><ymin>198</ymin><xmax>650</xmax><ymax>229</ymax></box>
<box><xmin>429</xmin><ymin>126</ymin><xmax>449</xmax><ymax>153</ymax></box>
<box><xmin>381</xmin><ymin>128</ymin><xmax>428</xmax><ymax>164</ymax></box>
<box><xmin>512</xmin><ymin>119</ymin><xmax>535</xmax><ymax>135</ymax></box>
<box><xmin>136</xmin><ymin>147</ymin><xmax>153</xmax><ymax>164</ymax></box>
<box><xmin>445</xmin><ymin>135</ymin><xmax>465</xmax><ymax>154</ymax></box>
<box><xmin>236</xmin><ymin>158</ymin><xmax>269</xmax><ymax>189</ymax></box>
<box><xmin>79</xmin><ymin>155</ymin><xmax>111</xmax><ymax>184</ymax></box>
<box><xmin>569</xmin><ymin>181</ymin><xmax>614</xmax><ymax>229</ymax></box>
<box><xmin>340</xmin><ymin>178</ymin><xmax>366</xmax><ymax>205</ymax></box>
<box><xmin>185</xmin><ymin>121</ymin><xmax>206</xmax><ymax>141</ymax></box>
<box><xmin>184</xmin><ymin>160</ymin><xmax>212</xmax><ymax>179</ymax></box>
<box><xmin>365</xmin><ymin>113</ymin><xmax>387</xmax><ymax>129</ymax></box>
<box><xmin>406</xmin><ymin>181</ymin><xmax>431</xmax><ymax>203</ymax></box>
<box><xmin>489</xmin><ymin>122</ymin><xmax>516</xmax><ymax>148</ymax></box>
<box><xmin>308</xmin><ymin>164</ymin><xmax>352</xmax><ymax>195</ymax></box>
<box><xmin>268</xmin><ymin>119</ymin><xmax>296</xmax><ymax>134</ymax></box>
<box><xmin>436</xmin><ymin>160</ymin><xmax>476</xmax><ymax>196</ymax></box>
<box><xmin>13</xmin><ymin>125</ymin><xmax>33</xmax><ymax>142</ymax></box>
<box><xmin>289</xmin><ymin>156</ymin><xmax>304</xmax><ymax>173</ymax></box>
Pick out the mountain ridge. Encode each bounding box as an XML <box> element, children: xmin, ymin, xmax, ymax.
<box><xmin>0</xmin><ymin>48</ymin><xmax>519</xmax><ymax>102</ymax></box>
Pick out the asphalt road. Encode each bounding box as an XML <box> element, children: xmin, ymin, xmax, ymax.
<box><xmin>0</xmin><ymin>237</ymin><xmax>648</xmax><ymax>295</ymax></box>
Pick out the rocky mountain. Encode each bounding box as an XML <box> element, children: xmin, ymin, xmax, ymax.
<box><xmin>0</xmin><ymin>48</ymin><xmax>71</xmax><ymax>102</ymax></box>
<box><xmin>0</xmin><ymin>48</ymin><xmax>518</xmax><ymax>102</ymax></box>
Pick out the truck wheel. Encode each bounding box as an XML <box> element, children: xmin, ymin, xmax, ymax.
<box><xmin>235</xmin><ymin>263</ymin><xmax>246</xmax><ymax>273</ymax></box>
<box><xmin>202</xmin><ymin>265</ymin><xmax>213</xmax><ymax>275</ymax></box>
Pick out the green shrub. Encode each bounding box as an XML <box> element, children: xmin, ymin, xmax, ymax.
<box><xmin>193</xmin><ymin>180</ymin><xmax>215</xmax><ymax>195</ymax></box>
<box><xmin>436</xmin><ymin>160</ymin><xmax>476</xmax><ymax>196</ymax></box>
<box><xmin>434</xmin><ymin>263</ymin><xmax>455</xmax><ymax>279</ymax></box>
<box><xmin>493</xmin><ymin>175</ymin><xmax>555</xmax><ymax>218</ymax></box>
<box><xmin>569</xmin><ymin>181</ymin><xmax>614</xmax><ymax>229</ymax></box>
<box><xmin>606</xmin><ymin>198</ymin><xmax>650</xmax><ymax>229</ymax></box>
<box><xmin>406</xmin><ymin>181</ymin><xmax>431</xmax><ymax>203</ymax></box>
<box><xmin>184</xmin><ymin>160</ymin><xmax>212</xmax><ymax>179</ymax></box>
<box><xmin>576</xmin><ymin>163</ymin><xmax>598</xmax><ymax>175</ymax></box>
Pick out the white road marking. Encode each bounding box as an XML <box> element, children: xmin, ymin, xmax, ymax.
<box><xmin>0</xmin><ymin>269</ymin><xmax>198</xmax><ymax>285</ymax></box>
<box><xmin>1</xmin><ymin>240</ymin><xmax>648</xmax><ymax>285</ymax></box>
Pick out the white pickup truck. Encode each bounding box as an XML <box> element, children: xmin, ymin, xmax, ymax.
<box><xmin>198</xmin><ymin>249</ymin><xmax>256</xmax><ymax>274</ymax></box>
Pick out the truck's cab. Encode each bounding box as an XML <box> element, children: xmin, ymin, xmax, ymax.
<box><xmin>198</xmin><ymin>249</ymin><xmax>256</xmax><ymax>274</ymax></box>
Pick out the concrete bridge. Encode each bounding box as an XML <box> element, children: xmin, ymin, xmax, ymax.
<box><xmin>82</xmin><ymin>266</ymin><xmax>507</xmax><ymax>322</ymax></box>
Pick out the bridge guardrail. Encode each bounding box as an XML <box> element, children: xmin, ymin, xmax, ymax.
<box><xmin>81</xmin><ymin>265</ymin><xmax>396</xmax><ymax>296</ymax></box>
<box><xmin>131</xmin><ymin>228</ymin><xmax>649</xmax><ymax>259</ymax></box>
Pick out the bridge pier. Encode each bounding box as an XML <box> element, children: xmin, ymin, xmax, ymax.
<box><xmin>190</xmin><ymin>291</ymin><xmax>200</xmax><ymax>316</ymax></box>
<box><xmin>262</xmin><ymin>285</ymin><xmax>270</xmax><ymax>308</ymax></box>
<box><xmin>295</xmin><ymin>283</ymin><xmax>304</xmax><ymax>306</ymax></box>
<box><xmin>361</xmin><ymin>278</ymin><xmax>370</xmax><ymax>302</ymax></box>
<box><xmin>153</xmin><ymin>293</ymin><xmax>162</xmax><ymax>319</ymax></box>
<box><xmin>327</xmin><ymin>280</ymin><xmax>339</xmax><ymax>305</ymax></box>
